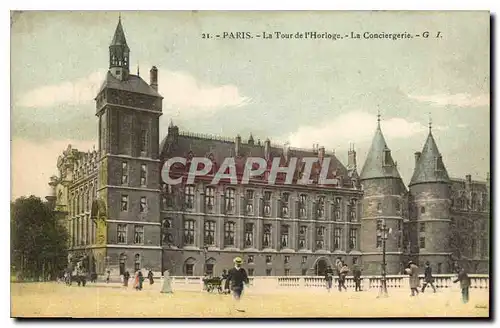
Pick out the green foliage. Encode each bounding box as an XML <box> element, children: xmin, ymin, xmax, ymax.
<box><xmin>11</xmin><ymin>196</ymin><xmax>68</xmax><ymax>281</ymax></box>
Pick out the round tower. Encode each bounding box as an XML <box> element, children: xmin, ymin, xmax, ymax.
<box><xmin>359</xmin><ymin>115</ymin><xmax>406</xmax><ymax>275</ymax></box>
<box><xmin>408</xmin><ymin>124</ymin><xmax>451</xmax><ymax>273</ymax></box>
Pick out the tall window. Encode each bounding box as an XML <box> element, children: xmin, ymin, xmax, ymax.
<box><xmin>247</xmin><ymin>255</ymin><xmax>254</xmax><ymax>264</ymax></box>
<box><xmin>299</xmin><ymin>194</ymin><xmax>307</xmax><ymax>217</ymax></box>
<box><xmin>284</xmin><ymin>268</ymin><xmax>290</xmax><ymax>276</ymax></box>
<box><xmin>333</xmin><ymin>228</ymin><xmax>341</xmax><ymax>250</ymax></box>
<box><xmin>419</xmin><ymin>236</ymin><xmax>426</xmax><ymax>249</ymax></box>
<box><xmin>316</xmin><ymin>240</ymin><xmax>324</xmax><ymax>250</ymax></box>
<box><xmin>140</xmin><ymin>197</ymin><xmax>147</xmax><ymax>213</ymax></box>
<box><xmin>224</xmin><ymin>221</ymin><xmax>235</xmax><ymax>246</ymax></box>
<box><xmin>140</xmin><ymin>129</ymin><xmax>148</xmax><ymax>152</ymax></box>
<box><xmin>284</xmin><ymin>255</ymin><xmax>290</xmax><ymax>264</ymax></box>
<box><xmin>134</xmin><ymin>225</ymin><xmax>144</xmax><ymax>244</ymax></box>
<box><xmin>316</xmin><ymin>226</ymin><xmax>325</xmax><ymax>237</ymax></box>
<box><xmin>185</xmin><ymin>263</ymin><xmax>194</xmax><ymax>276</ymax></box>
<box><xmin>263</xmin><ymin>224</ymin><xmax>272</xmax><ymax>247</ymax></box>
<box><xmin>316</xmin><ymin>226</ymin><xmax>325</xmax><ymax>249</ymax></box>
<box><xmin>317</xmin><ymin>196</ymin><xmax>325</xmax><ymax>218</ymax></box>
<box><xmin>162</xmin><ymin>218</ymin><xmax>173</xmax><ymax>244</ymax></box>
<box><xmin>299</xmin><ymin>225</ymin><xmax>307</xmax><ymax>249</ymax></box>
<box><xmin>281</xmin><ymin>193</ymin><xmax>290</xmax><ymax>217</ymax></box>
<box><xmin>185</xmin><ymin>186</ymin><xmax>195</xmax><ymax>209</ymax></box>
<box><xmin>117</xmin><ymin>224</ymin><xmax>127</xmax><ymax>244</ymax></box>
<box><xmin>245</xmin><ymin>190</ymin><xmax>254</xmax><ymax>214</ymax></box>
<box><xmin>245</xmin><ymin>223</ymin><xmax>254</xmax><ymax>247</ymax></box>
<box><xmin>121</xmin><ymin>162</ymin><xmax>128</xmax><ymax>184</ymax></box>
<box><xmin>205</xmin><ymin>187</ymin><xmax>215</xmax><ymax>211</ymax></box>
<box><xmin>121</xmin><ymin>195</ymin><xmax>129</xmax><ymax>211</ymax></box>
<box><xmin>349</xmin><ymin>229</ymin><xmax>357</xmax><ymax>250</ymax></box>
<box><xmin>281</xmin><ymin>225</ymin><xmax>289</xmax><ymax>248</ymax></box>
<box><xmin>204</xmin><ymin>221</ymin><xmax>216</xmax><ymax>246</ymax></box>
<box><xmin>334</xmin><ymin>197</ymin><xmax>341</xmax><ymax>221</ymax></box>
<box><xmin>134</xmin><ymin>254</ymin><xmax>141</xmax><ymax>271</ymax></box>
<box><xmin>263</xmin><ymin>191</ymin><xmax>272</xmax><ymax>216</ymax></box>
<box><xmin>225</xmin><ymin>188</ymin><xmax>235</xmax><ymax>213</ymax></box>
<box><xmin>140</xmin><ymin>164</ymin><xmax>147</xmax><ymax>186</ymax></box>
<box><xmin>419</xmin><ymin>222</ymin><xmax>425</xmax><ymax>232</ymax></box>
<box><xmin>184</xmin><ymin>220</ymin><xmax>195</xmax><ymax>245</ymax></box>
<box><xmin>349</xmin><ymin>199</ymin><xmax>357</xmax><ymax>222</ymax></box>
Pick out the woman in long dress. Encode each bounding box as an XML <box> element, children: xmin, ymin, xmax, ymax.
<box><xmin>161</xmin><ymin>270</ymin><xmax>173</xmax><ymax>294</ymax></box>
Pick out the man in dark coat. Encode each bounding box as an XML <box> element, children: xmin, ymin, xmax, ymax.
<box><xmin>221</xmin><ymin>269</ymin><xmax>230</xmax><ymax>294</ymax></box>
<box><xmin>453</xmin><ymin>267</ymin><xmax>471</xmax><ymax>304</ymax></box>
<box><xmin>147</xmin><ymin>269</ymin><xmax>154</xmax><ymax>285</ymax></box>
<box><xmin>123</xmin><ymin>271</ymin><xmax>130</xmax><ymax>287</ymax></box>
<box><xmin>353</xmin><ymin>265</ymin><xmax>362</xmax><ymax>292</ymax></box>
<box><xmin>421</xmin><ymin>261</ymin><xmax>437</xmax><ymax>293</ymax></box>
<box><xmin>226</xmin><ymin>257</ymin><xmax>249</xmax><ymax>312</ymax></box>
<box><xmin>324</xmin><ymin>265</ymin><xmax>334</xmax><ymax>292</ymax></box>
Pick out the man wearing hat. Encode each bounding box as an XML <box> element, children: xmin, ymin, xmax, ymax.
<box><xmin>407</xmin><ymin>260</ymin><xmax>420</xmax><ymax>296</ymax></box>
<box><xmin>421</xmin><ymin>261</ymin><xmax>437</xmax><ymax>293</ymax></box>
<box><xmin>226</xmin><ymin>256</ymin><xmax>250</xmax><ymax>312</ymax></box>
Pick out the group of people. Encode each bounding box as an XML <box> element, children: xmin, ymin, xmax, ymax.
<box><xmin>324</xmin><ymin>260</ymin><xmax>363</xmax><ymax>292</ymax></box>
<box><xmin>406</xmin><ymin>260</ymin><xmax>471</xmax><ymax>303</ymax></box>
<box><xmin>118</xmin><ymin>269</ymin><xmax>162</xmax><ymax>291</ymax></box>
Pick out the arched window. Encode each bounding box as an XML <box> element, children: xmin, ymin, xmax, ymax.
<box><xmin>420</xmin><ymin>206</ymin><xmax>426</xmax><ymax>214</ymax></box>
<box><xmin>184</xmin><ymin>257</ymin><xmax>196</xmax><ymax>276</ymax></box>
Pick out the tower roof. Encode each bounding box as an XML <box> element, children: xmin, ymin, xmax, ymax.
<box><xmin>360</xmin><ymin>119</ymin><xmax>402</xmax><ymax>180</ymax></box>
<box><xmin>110</xmin><ymin>16</ymin><xmax>128</xmax><ymax>47</ymax></box>
<box><xmin>409</xmin><ymin>130</ymin><xmax>450</xmax><ymax>186</ymax></box>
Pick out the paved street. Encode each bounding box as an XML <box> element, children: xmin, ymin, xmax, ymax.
<box><xmin>11</xmin><ymin>282</ymin><xmax>489</xmax><ymax>318</ymax></box>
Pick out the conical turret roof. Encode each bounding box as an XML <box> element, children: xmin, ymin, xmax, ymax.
<box><xmin>409</xmin><ymin>129</ymin><xmax>450</xmax><ymax>186</ymax></box>
<box><xmin>110</xmin><ymin>16</ymin><xmax>128</xmax><ymax>47</ymax></box>
<box><xmin>360</xmin><ymin>119</ymin><xmax>402</xmax><ymax>180</ymax></box>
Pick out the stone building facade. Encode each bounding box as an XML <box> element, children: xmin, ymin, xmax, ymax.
<box><xmin>47</xmin><ymin>18</ymin><xmax>490</xmax><ymax>277</ymax></box>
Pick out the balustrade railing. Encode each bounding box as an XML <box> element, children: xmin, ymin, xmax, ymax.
<box><xmin>168</xmin><ymin>274</ymin><xmax>489</xmax><ymax>292</ymax></box>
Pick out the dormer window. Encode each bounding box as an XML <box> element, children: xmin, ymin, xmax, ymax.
<box><xmin>383</xmin><ymin>149</ymin><xmax>391</xmax><ymax>166</ymax></box>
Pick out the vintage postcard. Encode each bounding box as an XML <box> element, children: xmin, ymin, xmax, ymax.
<box><xmin>10</xmin><ymin>10</ymin><xmax>490</xmax><ymax>318</ymax></box>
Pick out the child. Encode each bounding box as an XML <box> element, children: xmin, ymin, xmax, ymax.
<box><xmin>453</xmin><ymin>267</ymin><xmax>471</xmax><ymax>304</ymax></box>
<box><xmin>226</xmin><ymin>257</ymin><xmax>249</xmax><ymax>312</ymax></box>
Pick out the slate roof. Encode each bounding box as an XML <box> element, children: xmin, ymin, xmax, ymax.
<box><xmin>359</xmin><ymin>121</ymin><xmax>402</xmax><ymax>180</ymax></box>
<box><xmin>110</xmin><ymin>17</ymin><xmax>129</xmax><ymax>48</ymax></box>
<box><xmin>159</xmin><ymin>128</ymin><xmax>353</xmax><ymax>186</ymax></box>
<box><xmin>97</xmin><ymin>71</ymin><xmax>162</xmax><ymax>98</ymax></box>
<box><xmin>409</xmin><ymin>130</ymin><xmax>450</xmax><ymax>186</ymax></box>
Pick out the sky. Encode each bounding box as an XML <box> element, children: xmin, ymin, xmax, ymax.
<box><xmin>10</xmin><ymin>11</ymin><xmax>490</xmax><ymax>200</ymax></box>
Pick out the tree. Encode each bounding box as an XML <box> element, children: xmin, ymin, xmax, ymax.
<box><xmin>11</xmin><ymin>196</ymin><xmax>68</xmax><ymax>281</ymax></box>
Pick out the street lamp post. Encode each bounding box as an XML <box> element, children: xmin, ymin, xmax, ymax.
<box><xmin>203</xmin><ymin>246</ymin><xmax>208</xmax><ymax>275</ymax></box>
<box><xmin>379</xmin><ymin>219</ymin><xmax>389</xmax><ymax>298</ymax></box>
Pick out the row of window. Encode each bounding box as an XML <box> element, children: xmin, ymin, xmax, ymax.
<box><xmin>162</xmin><ymin>185</ymin><xmax>358</xmax><ymax>221</ymax></box>
<box><xmin>185</xmin><ymin>264</ymin><xmax>305</xmax><ymax>277</ymax></box>
<box><xmin>121</xmin><ymin>162</ymin><xmax>148</xmax><ymax>186</ymax></box>
<box><xmin>179</xmin><ymin>219</ymin><xmax>358</xmax><ymax>250</ymax></box>
<box><xmin>121</xmin><ymin>195</ymin><xmax>148</xmax><ymax>213</ymax></box>
<box><xmin>69</xmin><ymin>216</ymin><xmax>95</xmax><ymax>247</ymax></box>
<box><xmin>69</xmin><ymin>180</ymin><xmax>98</xmax><ymax>217</ymax></box>
<box><xmin>73</xmin><ymin>160</ymin><xmax>98</xmax><ymax>180</ymax></box>
<box><xmin>117</xmin><ymin>224</ymin><xmax>145</xmax><ymax>244</ymax></box>
<box><xmin>452</xmin><ymin>192</ymin><xmax>489</xmax><ymax>212</ymax></box>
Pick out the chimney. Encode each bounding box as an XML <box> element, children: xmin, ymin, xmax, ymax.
<box><xmin>466</xmin><ymin>174</ymin><xmax>472</xmax><ymax>184</ymax></box>
<box><xmin>235</xmin><ymin>134</ymin><xmax>241</xmax><ymax>157</ymax></box>
<box><xmin>348</xmin><ymin>144</ymin><xmax>357</xmax><ymax>169</ymax></box>
<box><xmin>150</xmin><ymin>66</ymin><xmax>158</xmax><ymax>91</ymax></box>
<box><xmin>414</xmin><ymin>152</ymin><xmax>421</xmax><ymax>166</ymax></box>
<box><xmin>264</xmin><ymin>138</ymin><xmax>271</xmax><ymax>160</ymax></box>
<box><xmin>283</xmin><ymin>143</ymin><xmax>290</xmax><ymax>161</ymax></box>
<box><xmin>318</xmin><ymin>146</ymin><xmax>325</xmax><ymax>162</ymax></box>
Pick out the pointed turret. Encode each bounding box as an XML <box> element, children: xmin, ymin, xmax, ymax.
<box><xmin>360</xmin><ymin>115</ymin><xmax>401</xmax><ymax>180</ymax></box>
<box><xmin>409</xmin><ymin>128</ymin><xmax>450</xmax><ymax>186</ymax></box>
<box><xmin>109</xmin><ymin>16</ymin><xmax>130</xmax><ymax>80</ymax></box>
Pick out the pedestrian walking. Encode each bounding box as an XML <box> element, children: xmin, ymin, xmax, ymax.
<box><xmin>324</xmin><ymin>265</ymin><xmax>334</xmax><ymax>292</ymax></box>
<box><xmin>226</xmin><ymin>257</ymin><xmax>250</xmax><ymax>313</ymax></box>
<box><xmin>338</xmin><ymin>263</ymin><xmax>349</xmax><ymax>292</ymax></box>
<box><xmin>161</xmin><ymin>270</ymin><xmax>173</xmax><ymax>294</ymax></box>
<box><xmin>453</xmin><ymin>267</ymin><xmax>471</xmax><ymax>304</ymax></box>
<box><xmin>406</xmin><ymin>261</ymin><xmax>420</xmax><ymax>296</ymax></box>
<box><xmin>421</xmin><ymin>261</ymin><xmax>437</xmax><ymax>293</ymax></box>
<box><xmin>106</xmin><ymin>270</ymin><xmax>111</xmax><ymax>284</ymax></box>
<box><xmin>148</xmin><ymin>269</ymin><xmax>154</xmax><ymax>285</ymax></box>
<box><xmin>353</xmin><ymin>264</ymin><xmax>362</xmax><ymax>292</ymax></box>
<box><xmin>123</xmin><ymin>271</ymin><xmax>130</xmax><ymax>287</ymax></box>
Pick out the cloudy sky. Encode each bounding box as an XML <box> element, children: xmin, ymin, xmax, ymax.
<box><xmin>11</xmin><ymin>11</ymin><xmax>490</xmax><ymax>200</ymax></box>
